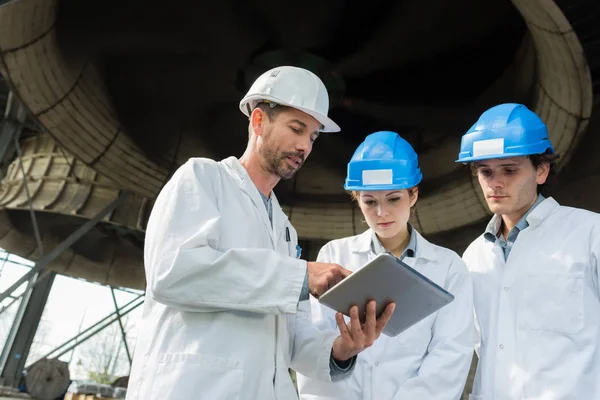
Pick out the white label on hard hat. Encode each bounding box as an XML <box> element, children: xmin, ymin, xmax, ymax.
<box><xmin>473</xmin><ymin>138</ymin><xmax>504</xmax><ymax>157</ymax></box>
<box><xmin>362</xmin><ymin>169</ymin><xmax>393</xmax><ymax>185</ymax></box>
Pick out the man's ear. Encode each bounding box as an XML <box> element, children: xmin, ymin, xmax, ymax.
<box><xmin>536</xmin><ymin>162</ymin><xmax>550</xmax><ymax>185</ymax></box>
<box><xmin>251</xmin><ymin>108</ymin><xmax>266</xmax><ymax>137</ymax></box>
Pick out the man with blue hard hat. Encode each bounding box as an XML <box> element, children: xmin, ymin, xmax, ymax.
<box><xmin>456</xmin><ymin>103</ymin><xmax>600</xmax><ymax>399</ymax></box>
<box><xmin>297</xmin><ymin>131</ymin><xmax>474</xmax><ymax>400</ymax></box>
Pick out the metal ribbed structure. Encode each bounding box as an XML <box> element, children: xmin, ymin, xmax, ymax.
<box><xmin>0</xmin><ymin>0</ymin><xmax>593</xmax><ymax>241</ymax></box>
<box><xmin>0</xmin><ymin>134</ymin><xmax>147</xmax><ymax>289</ymax></box>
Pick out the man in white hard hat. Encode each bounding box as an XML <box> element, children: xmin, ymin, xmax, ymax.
<box><xmin>126</xmin><ymin>66</ymin><xmax>396</xmax><ymax>400</ymax></box>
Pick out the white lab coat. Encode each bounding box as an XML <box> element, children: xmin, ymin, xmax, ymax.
<box><xmin>463</xmin><ymin>197</ymin><xmax>600</xmax><ymax>400</ymax></box>
<box><xmin>296</xmin><ymin>229</ymin><xmax>474</xmax><ymax>400</ymax></box>
<box><xmin>126</xmin><ymin>156</ymin><xmax>343</xmax><ymax>400</ymax></box>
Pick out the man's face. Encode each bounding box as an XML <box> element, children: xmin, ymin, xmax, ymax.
<box><xmin>474</xmin><ymin>156</ymin><xmax>549</xmax><ymax>219</ymax></box>
<box><xmin>256</xmin><ymin>107</ymin><xmax>321</xmax><ymax>180</ymax></box>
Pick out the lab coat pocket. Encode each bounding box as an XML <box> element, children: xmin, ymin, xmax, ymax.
<box><xmin>152</xmin><ymin>353</ymin><xmax>244</xmax><ymax>399</ymax></box>
<box><xmin>522</xmin><ymin>272</ymin><xmax>584</xmax><ymax>335</ymax></box>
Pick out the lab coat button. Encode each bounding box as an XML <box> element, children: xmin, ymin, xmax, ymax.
<box><xmin>375</xmin><ymin>362</ymin><xmax>379</xmax><ymax>366</ymax></box>
<box><xmin>504</xmin><ymin>287</ymin><xmax>509</xmax><ymax>291</ymax></box>
<box><xmin>499</xmin><ymin>344</ymin><xmax>504</xmax><ymax>349</ymax></box>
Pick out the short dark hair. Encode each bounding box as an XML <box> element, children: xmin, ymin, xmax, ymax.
<box><xmin>470</xmin><ymin>153</ymin><xmax>560</xmax><ymax>196</ymax></box>
<box><xmin>254</xmin><ymin>102</ymin><xmax>288</xmax><ymax>121</ymax></box>
<box><xmin>248</xmin><ymin>102</ymin><xmax>288</xmax><ymax>137</ymax></box>
<box><xmin>529</xmin><ymin>153</ymin><xmax>559</xmax><ymax>197</ymax></box>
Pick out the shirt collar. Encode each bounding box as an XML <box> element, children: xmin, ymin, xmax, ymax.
<box><xmin>371</xmin><ymin>223</ymin><xmax>417</xmax><ymax>258</ymax></box>
<box><xmin>484</xmin><ymin>194</ymin><xmax>546</xmax><ymax>243</ymax></box>
<box><xmin>258</xmin><ymin>188</ymin><xmax>271</xmax><ymax>204</ymax></box>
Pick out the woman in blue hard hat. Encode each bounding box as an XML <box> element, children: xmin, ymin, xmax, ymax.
<box><xmin>296</xmin><ymin>131</ymin><xmax>475</xmax><ymax>400</ymax></box>
<box><xmin>456</xmin><ymin>103</ymin><xmax>600</xmax><ymax>400</ymax></box>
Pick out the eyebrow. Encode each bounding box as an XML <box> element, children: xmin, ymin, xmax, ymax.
<box><xmin>361</xmin><ymin>191</ymin><xmax>401</xmax><ymax>199</ymax></box>
<box><xmin>290</xmin><ymin>119</ymin><xmax>307</xmax><ymax>128</ymax></box>
<box><xmin>289</xmin><ymin>119</ymin><xmax>321</xmax><ymax>137</ymax></box>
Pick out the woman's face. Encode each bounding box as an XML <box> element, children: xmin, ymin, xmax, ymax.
<box><xmin>357</xmin><ymin>189</ymin><xmax>418</xmax><ymax>239</ymax></box>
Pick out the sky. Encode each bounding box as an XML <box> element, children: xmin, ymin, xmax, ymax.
<box><xmin>0</xmin><ymin>249</ymin><xmax>144</xmax><ymax>382</ymax></box>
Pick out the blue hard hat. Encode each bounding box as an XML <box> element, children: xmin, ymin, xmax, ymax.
<box><xmin>344</xmin><ymin>131</ymin><xmax>422</xmax><ymax>191</ymax></box>
<box><xmin>456</xmin><ymin>103</ymin><xmax>554</xmax><ymax>163</ymax></box>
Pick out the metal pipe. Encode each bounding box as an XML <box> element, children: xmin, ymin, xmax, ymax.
<box><xmin>0</xmin><ymin>270</ymin><xmax>52</xmax><ymax>315</ymax></box>
<box><xmin>0</xmin><ymin>271</ymin><xmax>140</xmax><ymax>316</ymax></box>
<box><xmin>47</xmin><ymin>298</ymin><xmax>143</xmax><ymax>362</ymax></box>
<box><xmin>32</xmin><ymin>295</ymin><xmax>142</xmax><ymax>363</ymax></box>
<box><xmin>0</xmin><ymin>191</ymin><xmax>127</xmax><ymax>304</ymax></box>
<box><xmin>0</xmin><ymin>273</ymin><xmax>37</xmax><ymax>374</ymax></box>
<box><xmin>110</xmin><ymin>287</ymin><xmax>132</xmax><ymax>365</ymax></box>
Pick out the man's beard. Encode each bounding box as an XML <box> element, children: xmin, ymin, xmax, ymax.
<box><xmin>260</xmin><ymin>126</ymin><xmax>305</xmax><ymax>179</ymax></box>
<box><xmin>262</xmin><ymin>146</ymin><xmax>304</xmax><ymax>180</ymax></box>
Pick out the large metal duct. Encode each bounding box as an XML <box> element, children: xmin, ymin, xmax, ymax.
<box><xmin>0</xmin><ymin>0</ymin><xmax>596</xmax><ymax>245</ymax></box>
<box><xmin>288</xmin><ymin>0</ymin><xmax>594</xmax><ymax>239</ymax></box>
<box><xmin>0</xmin><ymin>134</ymin><xmax>147</xmax><ymax>289</ymax></box>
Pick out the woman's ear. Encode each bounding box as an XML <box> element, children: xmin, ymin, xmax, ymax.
<box><xmin>409</xmin><ymin>187</ymin><xmax>419</xmax><ymax>207</ymax></box>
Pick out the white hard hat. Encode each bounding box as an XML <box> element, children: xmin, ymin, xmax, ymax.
<box><xmin>239</xmin><ymin>66</ymin><xmax>341</xmax><ymax>133</ymax></box>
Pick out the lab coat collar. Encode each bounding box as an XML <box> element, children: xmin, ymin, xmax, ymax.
<box><xmin>484</xmin><ymin>196</ymin><xmax>561</xmax><ymax>238</ymax></box>
<box><xmin>525</xmin><ymin>196</ymin><xmax>560</xmax><ymax>229</ymax></box>
<box><xmin>221</xmin><ymin>157</ymin><xmax>288</xmax><ymax>243</ymax></box>
<box><xmin>349</xmin><ymin>228</ymin><xmax>437</xmax><ymax>262</ymax></box>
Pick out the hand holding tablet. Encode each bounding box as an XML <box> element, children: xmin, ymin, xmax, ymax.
<box><xmin>318</xmin><ymin>253</ymin><xmax>454</xmax><ymax>337</ymax></box>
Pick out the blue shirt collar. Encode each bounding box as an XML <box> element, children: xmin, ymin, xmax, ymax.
<box><xmin>484</xmin><ymin>194</ymin><xmax>546</xmax><ymax>243</ymax></box>
<box><xmin>257</xmin><ymin>189</ymin><xmax>273</xmax><ymax>225</ymax></box>
<box><xmin>371</xmin><ymin>224</ymin><xmax>417</xmax><ymax>259</ymax></box>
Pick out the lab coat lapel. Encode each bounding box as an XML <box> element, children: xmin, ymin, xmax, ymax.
<box><xmin>221</xmin><ymin>157</ymin><xmax>275</xmax><ymax>245</ymax></box>
<box><xmin>402</xmin><ymin>256</ymin><xmax>417</xmax><ymax>269</ymax></box>
<box><xmin>270</xmin><ymin>193</ymin><xmax>289</xmax><ymax>247</ymax></box>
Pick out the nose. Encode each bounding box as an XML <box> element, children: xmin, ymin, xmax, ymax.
<box><xmin>296</xmin><ymin>135</ymin><xmax>312</xmax><ymax>155</ymax></box>
<box><xmin>377</xmin><ymin>203</ymin><xmax>390</xmax><ymax>217</ymax></box>
<box><xmin>488</xmin><ymin>172</ymin><xmax>505</xmax><ymax>190</ymax></box>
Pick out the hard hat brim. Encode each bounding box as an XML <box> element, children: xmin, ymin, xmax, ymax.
<box><xmin>343</xmin><ymin>183</ymin><xmax>419</xmax><ymax>191</ymax></box>
<box><xmin>456</xmin><ymin>148</ymin><xmax>555</xmax><ymax>163</ymax></box>
<box><xmin>455</xmin><ymin>152</ymin><xmax>529</xmax><ymax>163</ymax></box>
<box><xmin>292</xmin><ymin>104</ymin><xmax>341</xmax><ymax>133</ymax></box>
<box><xmin>239</xmin><ymin>95</ymin><xmax>341</xmax><ymax>133</ymax></box>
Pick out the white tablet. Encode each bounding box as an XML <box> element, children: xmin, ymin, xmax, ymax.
<box><xmin>318</xmin><ymin>253</ymin><xmax>455</xmax><ymax>337</ymax></box>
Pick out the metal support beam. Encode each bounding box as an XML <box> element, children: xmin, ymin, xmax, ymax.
<box><xmin>0</xmin><ymin>90</ymin><xmax>133</xmax><ymax>387</ymax></box>
<box><xmin>0</xmin><ymin>274</ymin><xmax>36</xmax><ymax>377</ymax></box>
<box><xmin>0</xmin><ymin>191</ymin><xmax>128</xmax><ymax>305</ymax></box>
<box><xmin>0</xmin><ymin>174</ymin><xmax>127</xmax><ymax>387</ymax></box>
<box><xmin>32</xmin><ymin>296</ymin><xmax>144</xmax><ymax>364</ymax></box>
<box><xmin>0</xmin><ymin>270</ymin><xmax>52</xmax><ymax>316</ymax></box>
<box><xmin>110</xmin><ymin>287</ymin><xmax>132</xmax><ymax>365</ymax></box>
<box><xmin>0</xmin><ymin>91</ymin><xmax>52</xmax><ymax>387</ymax></box>
<box><xmin>0</xmin><ymin>270</ymin><xmax>138</xmax><ymax>316</ymax></box>
<box><xmin>0</xmin><ymin>92</ymin><xmax>27</xmax><ymax>166</ymax></box>
<box><xmin>0</xmin><ymin>271</ymin><xmax>56</xmax><ymax>387</ymax></box>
